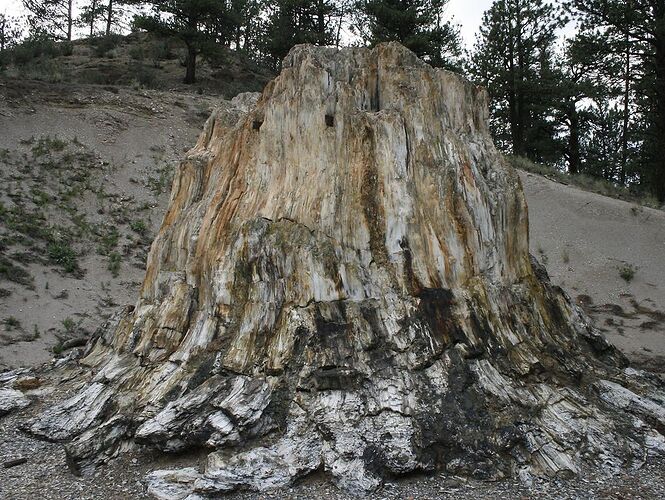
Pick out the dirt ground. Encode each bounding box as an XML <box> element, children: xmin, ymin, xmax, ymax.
<box><xmin>522</xmin><ymin>171</ymin><xmax>665</xmax><ymax>373</ymax></box>
<box><xmin>0</xmin><ymin>78</ymin><xmax>218</xmax><ymax>369</ymax></box>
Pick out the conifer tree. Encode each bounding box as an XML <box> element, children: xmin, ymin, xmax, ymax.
<box><xmin>571</xmin><ymin>0</ymin><xmax>665</xmax><ymax>200</ymax></box>
<box><xmin>468</xmin><ymin>0</ymin><xmax>567</xmax><ymax>161</ymax></box>
<box><xmin>355</xmin><ymin>0</ymin><xmax>461</xmax><ymax>68</ymax></box>
<box><xmin>23</xmin><ymin>0</ymin><xmax>75</xmax><ymax>41</ymax></box>
<box><xmin>132</xmin><ymin>0</ymin><xmax>229</xmax><ymax>83</ymax></box>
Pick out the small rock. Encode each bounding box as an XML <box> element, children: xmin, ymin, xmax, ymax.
<box><xmin>3</xmin><ymin>457</ymin><xmax>28</xmax><ymax>468</ymax></box>
<box><xmin>0</xmin><ymin>388</ymin><xmax>31</xmax><ymax>416</ymax></box>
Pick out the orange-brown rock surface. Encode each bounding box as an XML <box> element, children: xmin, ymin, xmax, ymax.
<box><xmin>24</xmin><ymin>43</ymin><xmax>665</xmax><ymax>497</ymax></box>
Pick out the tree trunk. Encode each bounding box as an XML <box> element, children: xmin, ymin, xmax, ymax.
<box><xmin>23</xmin><ymin>45</ymin><xmax>665</xmax><ymax>498</ymax></box>
<box><xmin>106</xmin><ymin>0</ymin><xmax>113</xmax><ymax>36</ymax></box>
<box><xmin>184</xmin><ymin>44</ymin><xmax>196</xmax><ymax>84</ymax></box>
<box><xmin>0</xmin><ymin>16</ymin><xmax>5</xmax><ymax>52</ymax></box>
<box><xmin>90</xmin><ymin>0</ymin><xmax>97</xmax><ymax>38</ymax></box>
<box><xmin>67</xmin><ymin>0</ymin><xmax>73</xmax><ymax>41</ymax></box>
<box><xmin>568</xmin><ymin>102</ymin><xmax>580</xmax><ymax>175</ymax></box>
<box><xmin>620</xmin><ymin>33</ymin><xmax>630</xmax><ymax>186</ymax></box>
<box><xmin>316</xmin><ymin>0</ymin><xmax>326</xmax><ymax>46</ymax></box>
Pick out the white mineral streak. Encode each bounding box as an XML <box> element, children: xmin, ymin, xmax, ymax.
<box><xmin>0</xmin><ymin>388</ymin><xmax>30</xmax><ymax>416</ymax></box>
<box><xmin>23</xmin><ymin>43</ymin><xmax>664</xmax><ymax>497</ymax></box>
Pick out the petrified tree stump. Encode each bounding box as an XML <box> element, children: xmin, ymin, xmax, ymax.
<box><xmin>25</xmin><ymin>43</ymin><xmax>665</xmax><ymax>497</ymax></box>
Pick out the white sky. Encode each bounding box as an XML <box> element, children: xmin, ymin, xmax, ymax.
<box><xmin>1</xmin><ymin>0</ymin><xmax>495</xmax><ymax>46</ymax></box>
<box><xmin>447</xmin><ymin>0</ymin><xmax>494</xmax><ymax>46</ymax></box>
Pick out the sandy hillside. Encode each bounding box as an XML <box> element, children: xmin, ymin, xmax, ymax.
<box><xmin>0</xmin><ymin>78</ymin><xmax>221</xmax><ymax>369</ymax></box>
<box><xmin>522</xmin><ymin>171</ymin><xmax>665</xmax><ymax>372</ymax></box>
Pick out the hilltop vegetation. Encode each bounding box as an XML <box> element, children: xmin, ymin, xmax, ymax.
<box><xmin>0</xmin><ymin>31</ymin><xmax>272</xmax><ymax>97</ymax></box>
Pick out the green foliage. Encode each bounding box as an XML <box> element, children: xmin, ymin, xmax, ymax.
<box><xmin>10</xmin><ymin>35</ymin><xmax>61</xmax><ymax>65</ymax></box>
<box><xmin>133</xmin><ymin>0</ymin><xmax>231</xmax><ymax>83</ymax></box>
<box><xmin>31</xmin><ymin>135</ymin><xmax>68</xmax><ymax>157</ymax></box>
<box><xmin>46</xmin><ymin>239</ymin><xmax>79</xmax><ymax>274</ymax></box>
<box><xmin>263</xmin><ymin>0</ymin><xmax>336</xmax><ymax>68</ymax></box>
<box><xmin>618</xmin><ymin>263</ymin><xmax>636</xmax><ymax>283</ymax></box>
<box><xmin>0</xmin><ymin>13</ymin><xmax>23</xmax><ymax>54</ymax></box>
<box><xmin>60</xmin><ymin>40</ymin><xmax>73</xmax><ymax>56</ymax></box>
<box><xmin>468</xmin><ymin>0</ymin><xmax>567</xmax><ymax>162</ymax></box>
<box><xmin>108</xmin><ymin>251</ymin><xmax>121</xmax><ymax>277</ymax></box>
<box><xmin>130</xmin><ymin>219</ymin><xmax>148</xmax><ymax>235</ymax></box>
<box><xmin>91</xmin><ymin>34</ymin><xmax>123</xmax><ymax>57</ymax></box>
<box><xmin>61</xmin><ymin>316</ymin><xmax>76</xmax><ymax>332</ymax></box>
<box><xmin>571</xmin><ymin>0</ymin><xmax>665</xmax><ymax>201</ymax></box>
<box><xmin>355</xmin><ymin>0</ymin><xmax>462</xmax><ymax>68</ymax></box>
<box><xmin>95</xmin><ymin>224</ymin><xmax>119</xmax><ymax>255</ymax></box>
<box><xmin>0</xmin><ymin>256</ymin><xmax>33</xmax><ymax>285</ymax></box>
<box><xmin>128</xmin><ymin>61</ymin><xmax>158</xmax><ymax>88</ymax></box>
<box><xmin>3</xmin><ymin>316</ymin><xmax>21</xmax><ymax>330</ymax></box>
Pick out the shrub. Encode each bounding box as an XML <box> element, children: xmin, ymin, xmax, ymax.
<box><xmin>130</xmin><ymin>219</ymin><xmax>148</xmax><ymax>235</ymax></box>
<box><xmin>92</xmin><ymin>34</ymin><xmax>122</xmax><ymax>57</ymax></box>
<box><xmin>618</xmin><ymin>263</ymin><xmax>636</xmax><ymax>283</ymax></box>
<box><xmin>3</xmin><ymin>316</ymin><xmax>21</xmax><ymax>330</ymax></box>
<box><xmin>562</xmin><ymin>248</ymin><xmax>570</xmax><ymax>264</ymax></box>
<box><xmin>46</xmin><ymin>239</ymin><xmax>79</xmax><ymax>274</ymax></box>
<box><xmin>60</xmin><ymin>41</ymin><xmax>74</xmax><ymax>56</ymax></box>
<box><xmin>129</xmin><ymin>44</ymin><xmax>144</xmax><ymax>60</ymax></box>
<box><xmin>32</xmin><ymin>135</ymin><xmax>68</xmax><ymax>157</ymax></box>
<box><xmin>108</xmin><ymin>251</ymin><xmax>121</xmax><ymax>277</ymax></box>
<box><xmin>11</xmin><ymin>35</ymin><xmax>60</xmax><ymax>65</ymax></box>
<box><xmin>61</xmin><ymin>317</ymin><xmax>76</xmax><ymax>333</ymax></box>
<box><xmin>129</xmin><ymin>61</ymin><xmax>158</xmax><ymax>88</ymax></box>
<box><xmin>0</xmin><ymin>256</ymin><xmax>33</xmax><ymax>285</ymax></box>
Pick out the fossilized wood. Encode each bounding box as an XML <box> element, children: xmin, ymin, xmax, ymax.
<box><xmin>23</xmin><ymin>43</ymin><xmax>665</xmax><ymax>496</ymax></box>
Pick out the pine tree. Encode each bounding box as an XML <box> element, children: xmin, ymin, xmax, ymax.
<box><xmin>264</xmin><ymin>0</ymin><xmax>337</xmax><ymax>69</ymax></box>
<box><xmin>571</xmin><ymin>0</ymin><xmax>665</xmax><ymax>200</ymax></box>
<box><xmin>468</xmin><ymin>0</ymin><xmax>568</xmax><ymax>161</ymax></box>
<box><xmin>23</xmin><ymin>0</ymin><xmax>75</xmax><ymax>41</ymax></box>
<box><xmin>132</xmin><ymin>0</ymin><xmax>230</xmax><ymax>84</ymax></box>
<box><xmin>355</xmin><ymin>0</ymin><xmax>461</xmax><ymax>68</ymax></box>
<box><xmin>550</xmin><ymin>35</ymin><xmax>619</xmax><ymax>175</ymax></box>
<box><xmin>0</xmin><ymin>14</ymin><xmax>23</xmax><ymax>52</ymax></box>
<box><xmin>79</xmin><ymin>0</ymin><xmax>107</xmax><ymax>37</ymax></box>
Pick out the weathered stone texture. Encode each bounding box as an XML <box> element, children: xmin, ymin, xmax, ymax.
<box><xmin>23</xmin><ymin>43</ymin><xmax>665</xmax><ymax>497</ymax></box>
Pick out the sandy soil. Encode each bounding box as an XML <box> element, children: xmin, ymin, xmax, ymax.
<box><xmin>0</xmin><ymin>78</ymin><xmax>219</xmax><ymax>369</ymax></box>
<box><xmin>522</xmin><ymin>171</ymin><xmax>665</xmax><ymax>372</ymax></box>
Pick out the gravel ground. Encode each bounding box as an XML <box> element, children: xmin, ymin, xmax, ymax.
<box><xmin>1</xmin><ymin>366</ymin><xmax>664</xmax><ymax>500</ymax></box>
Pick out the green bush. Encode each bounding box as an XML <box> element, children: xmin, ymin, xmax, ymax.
<box><xmin>129</xmin><ymin>61</ymin><xmax>158</xmax><ymax>88</ymax></box>
<box><xmin>130</xmin><ymin>219</ymin><xmax>148</xmax><ymax>235</ymax></box>
<box><xmin>61</xmin><ymin>317</ymin><xmax>76</xmax><ymax>333</ymax></box>
<box><xmin>108</xmin><ymin>251</ymin><xmax>121</xmax><ymax>277</ymax></box>
<box><xmin>47</xmin><ymin>239</ymin><xmax>79</xmax><ymax>274</ymax></box>
<box><xmin>3</xmin><ymin>316</ymin><xmax>21</xmax><ymax>330</ymax></box>
<box><xmin>11</xmin><ymin>35</ymin><xmax>60</xmax><ymax>65</ymax></box>
<box><xmin>129</xmin><ymin>44</ymin><xmax>144</xmax><ymax>60</ymax></box>
<box><xmin>60</xmin><ymin>41</ymin><xmax>74</xmax><ymax>56</ymax></box>
<box><xmin>92</xmin><ymin>34</ymin><xmax>122</xmax><ymax>57</ymax></box>
<box><xmin>618</xmin><ymin>263</ymin><xmax>637</xmax><ymax>282</ymax></box>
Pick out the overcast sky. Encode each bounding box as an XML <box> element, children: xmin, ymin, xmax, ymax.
<box><xmin>447</xmin><ymin>0</ymin><xmax>494</xmax><ymax>46</ymax></box>
<box><xmin>0</xmin><ymin>0</ymin><xmax>495</xmax><ymax>47</ymax></box>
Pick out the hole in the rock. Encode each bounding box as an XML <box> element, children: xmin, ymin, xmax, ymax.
<box><xmin>252</xmin><ymin>120</ymin><xmax>263</xmax><ymax>130</ymax></box>
<box><xmin>325</xmin><ymin>114</ymin><xmax>334</xmax><ymax>127</ymax></box>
